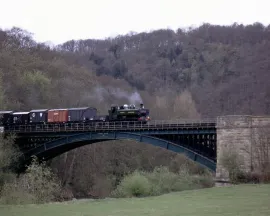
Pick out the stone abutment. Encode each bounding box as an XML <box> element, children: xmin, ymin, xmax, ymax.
<box><xmin>216</xmin><ymin>115</ymin><xmax>270</xmax><ymax>182</ymax></box>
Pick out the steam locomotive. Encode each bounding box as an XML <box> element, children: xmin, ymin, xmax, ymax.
<box><xmin>0</xmin><ymin>103</ymin><xmax>150</xmax><ymax>126</ymax></box>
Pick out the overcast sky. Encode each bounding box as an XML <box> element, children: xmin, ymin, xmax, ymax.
<box><xmin>0</xmin><ymin>0</ymin><xmax>269</xmax><ymax>45</ymax></box>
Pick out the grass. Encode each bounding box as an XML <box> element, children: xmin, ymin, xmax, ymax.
<box><xmin>0</xmin><ymin>184</ymin><xmax>269</xmax><ymax>216</ymax></box>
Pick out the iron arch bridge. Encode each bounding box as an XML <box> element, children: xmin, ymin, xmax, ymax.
<box><xmin>4</xmin><ymin>119</ymin><xmax>217</xmax><ymax>172</ymax></box>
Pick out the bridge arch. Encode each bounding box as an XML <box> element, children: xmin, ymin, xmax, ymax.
<box><xmin>23</xmin><ymin>131</ymin><xmax>216</xmax><ymax>171</ymax></box>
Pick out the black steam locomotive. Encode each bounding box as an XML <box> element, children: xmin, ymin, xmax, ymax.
<box><xmin>0</xmin><ymin>103</ymin><xmax>150</xmax><ymax>126</ymax></box>
<box><xmin>108</xmin><ymin>103</ymin><xmax>150</xmax><ymax>122</ymax></box>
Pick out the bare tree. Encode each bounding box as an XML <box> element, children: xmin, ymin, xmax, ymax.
<box><xmin>251</xmin><ymin>127</ymin><xmax>270</xmax><ymax>181</ymax></box>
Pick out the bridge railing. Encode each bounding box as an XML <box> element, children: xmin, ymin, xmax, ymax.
<box><xmin>3</xmin><ymin>119</ymin><xmax>217</xmax><ymax>133</ymax></box>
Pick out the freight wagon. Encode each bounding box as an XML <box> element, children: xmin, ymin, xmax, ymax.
<box><xmin>0</xmin><ymin>111</ymin><xmax>13</xmax><ymax>125</ymax></box>
<box><xmin>67</xmin><ymin>107</ymin><xmax>97</xmax><ymax>122</ymax></box>
<box><xmin>12</xmin><ymin>112</ymin><xmax>30</xmax><ymax>124</ymax></box>
<box><xmin>47</xmin><ymin>109</ymin><xmax>68</xmax><ymax>123</ymax></box>
<box><xmin>29</xmin><ymin>109</ymin><xmax>48</xmax><ymax>124</ymax></box>
<box><xmin>47</xmin><ymin>107</ymin><xmax>98</xmax><ymax>123</ymax></box>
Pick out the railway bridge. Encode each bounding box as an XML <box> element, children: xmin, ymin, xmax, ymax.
<box><xmin>3</xmin><ymin>115</ymin><xmax>270</xmax><ymax>182</ymax></box>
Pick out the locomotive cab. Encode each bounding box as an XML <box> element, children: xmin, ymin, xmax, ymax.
<box><xmin>111</xmin><ymin>105</ymin><xmax>118</xmax><ymax>113</ymax></box>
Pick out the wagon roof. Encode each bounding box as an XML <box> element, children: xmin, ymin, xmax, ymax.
<box><xmin>48</xmin><ymin>108</ymin><xmax>68</xmax><ymax>111</ymax></box>
<box><xmin>30</xmin><ymin>109</ymin><xmax>48</xmax><ymax>112</ymax></box>
<box><xmin>68</xmin><ymin>107</ymin><xmax>97</xmax><ymax>110</ymax></box>
<box><xmin>0</xmin><ymin>111</ymin><xmax>13</xmax><ymax>114</ymax></box>
<box><xmin>13</xmin><ymin>112</ymin><xmax>30</xmax><ymax>114</ymax></box>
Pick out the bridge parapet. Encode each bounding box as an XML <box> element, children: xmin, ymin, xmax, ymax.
<box><xmin>251</xmin><ymin>116</ymin><xmax>270</xmax><ymax>127</ymax></box>
<box><xmin>216</xmin><ymin>115</ymin><xmax>270</xmax><ymax>182</ymax></box>
<box><xmin>216</xmin><ymin>115</ymin><xmax>252</xmax><ymax>128</ymax></box>
<box><xmin>3</xmin><ymin>119</ymin><xmax>216</xmax><ymax>133</ymax></box>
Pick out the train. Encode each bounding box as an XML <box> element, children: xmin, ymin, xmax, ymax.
<box><xmin>0</xmin><ymin>103</ymin><xmax>150</xmax><ymax>126</ymax></box>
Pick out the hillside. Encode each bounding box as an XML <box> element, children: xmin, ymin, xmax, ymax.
<box><xmin>0</xmin><ymin>23</ymin><xmax>270</xmax><ymax>199</ymax></box>
<box><xmin>59</xmin><ymin>22</ymin><xmax>270</xmax><ymax>117</ymax></box>
<box><xmin>1</xmin><ymin>184</ymin><xmax>269</xmax><ymax>216</ymax></box>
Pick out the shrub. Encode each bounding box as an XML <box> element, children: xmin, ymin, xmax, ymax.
<box><xmin>111</xmin><ymin>170</ymin><xmax>151</xmax><ymax>198</ymax></box>
<box><xmin>0</xmin><ymin>180</ymin><xmax>36</xmax><ymax>205</ymax></box>
<box><xmin>0</xmin><ymin>134</ymin><xmax>64</xmax><ymax>204</ymax></box>
<box><xmin>20</xmin><ymin>156</ymin><xmax>62</xmax><ymax>203</ymax></box>
<box><xmin>0</xmin><ymin>134</ymin><xmax>22</xmax><ymax>194</ymax></box>
<box><xmin>144</xmin><ymin>166</ymin><xmax>180</xmax><ymax>195</ymax></box>
<box><xmin>111</xmin><ymin>165</ymin><xmax>214</xmax><ymax>198</ymax></box>
<box><xmin>0</xmin><ymin>134</ymin><xmax>21</xmax><ymax>171</ymax></box>
<box><xmin>219</xmin><ymin>148</ymin><xmax>270</xmax><ymax>184</ymax></box>
<box><xmin>0</xmin><ymin>156</ymin><xmax>62</xmax><ymax>204</ymax></box>
<box><xmin>219</xmin><ymin>149</ymin><xmax>245</xmax><ymax>183</ymax></box>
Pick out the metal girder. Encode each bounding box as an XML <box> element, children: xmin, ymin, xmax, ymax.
<box><xmin>15</xmin><ymin>128</ymin><xmax>216</xmax><ymax>137</ymax></box>
<box><xmin>23</xmin><ymin>131</ymin><xmax>216</xmax><ymax>172</ymax></box>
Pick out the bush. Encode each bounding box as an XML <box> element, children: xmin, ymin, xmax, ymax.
<box><xmin>145</xmin><ymin>166</ymin><xmax>180</xmax><ymax>195</ymax></box>
<box><xmin>0</xmin><ymin>156</ymin><xmax>62</xmax><ymax>204</ymax></box>
<box><xmin>220</xmin><ymin>149</ymin><xmax>243</xmax><ymax>183</ymax></box>
<box><xmin>20</xmin><ymin>156</ymin><xmax>62</xmax><ymax>203</ymax></box>
<box><xmin>0</xmin><ymin>133</ymin><xmax>63</xmax><ymax>205</ymax></box>
<box><xmin>0</xmin><ymin>134</ymin><xmax>22</xmax><ymax>194</ymax></box>
<box><xmin>219</xmin><ymin>148</ymin><xmax>270</xmax><ymax>184</ymax></box>
<box><xmin>111</xmin><ymin>170</ymin><xmax>151</xmax><ymax>198</ymax></box>
<box><xmin>111</xmin><ymin>166</ymin><xmax>214</xmax><ymax>198</ymax></box>
<box><xmin>0</xmin><ymin>134</ymin><xmax>22</xmax><ymax>171</ymax></box>
<box><xmin>0</xmin><ymin>180</ymin><xmax>36</xmax><ymax>205</ymax></box>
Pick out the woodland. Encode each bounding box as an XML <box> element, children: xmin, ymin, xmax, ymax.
<box><xmin>0</xmin><ymin>22</ymin><xmax>270</xmax><ymax>200</ymax></box>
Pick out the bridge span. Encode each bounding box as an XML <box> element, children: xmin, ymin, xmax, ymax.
<box><xmin>3</xmin><ymin>115</ymin><xmax>270</xmax><ymax>183</ymax></box>
<box><xmin>3</xmin><ymin>119</ymin><xmax>217</xmax><ymax>171</ymax></box>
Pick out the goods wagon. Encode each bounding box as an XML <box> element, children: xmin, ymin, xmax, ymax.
<box><xmin>47</xmin><ymin>109</ymin><xmax>68</xmax><ymax>123</ymax></box>
<box><xmin>67</xmin><ymin>107</ymin><xmax>97</xmax><ymax>122</ymax></box>
<box><xmin>12</xmin><ymin>112</ymin><xmax>30</xmax><ymax>124</ymax></box>
<box><xmin>0</xmin><ymin>111</ymin><xmax>13</xmax><ymax>126</ymax></box>
<box><xmin>29</xmin><ymin>109</ymin><xmax>48</xmax><ymax>124</ymax></box>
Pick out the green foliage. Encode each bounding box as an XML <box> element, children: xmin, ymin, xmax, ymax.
<box><xmin>22</xmin><ymin>70</ymin><xmax>51</xmax><ymax>88</ymax></box>
<box><xmin>0</xmin><ymin>156</ymin><xmax>62</xmax><ymax>204</ymax></box>
<box><xmin>0</xmin><ymin>115</ymin><xmax>25</xmax><ymax>204</ymax></box>
<box><xmin>145</xmin><ymin>166</ymin><xmax>190</xmax><ymax>195</ymax></box>
<box><xmin>0</xmin><ymin>134</ymin><xmax>25</xmax><ymax>204</ymax></box>
<box><xmin>21</xmin><ymin>70</ymin><xmax>52</xmax><ymax>105</ymax></box>
<box><xmin>0</xmin><ymin>73</ymin><xmax>6</xmax><ymax>110</ymax></box>
<box><xmin>0</xmin><ymin>180</ymin><xmax>36</xmax><ymax>205</ymax></box>
<box><xmin>112</xmin><ymin>170</ymin><xmax>151</xmax><ymax>198</ymax></box>
<box><xmin>20</xmin><ymin>156</ymin><xmax>62</xmax><ymax>203</ymax></box>
<box><xmin>0</xmin><ymin>134</ymin><xmax>21</xmax><ymax>172</ymax></box>
<box><xmin>111</xmin><ymin>166</ymin><xmax>214</xmax><ymax>198</ymax></box>
<box><xmin>0</xmin><ymin>134</ymin><xmax>62</xmax><ymax>205</ymax></box>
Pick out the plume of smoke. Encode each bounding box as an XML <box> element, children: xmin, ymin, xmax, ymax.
<box><xmin>110</xmin><ymin>88</ymin><xmax>143</xmax><ymax>104</ymax></box>
<box><xmin>92</xmin><ymin>86</ymin><xmax>143</xmax><ymax>104</ymax></box>
<box><xmin>93</xmin><ymin>86</ymin><xmax>107</xmax><ymax>102</ymax></box>
<box><xmin>129</xmin><ymin>92</ymin><xmax>143</xmax><ymax>104</ymax></box>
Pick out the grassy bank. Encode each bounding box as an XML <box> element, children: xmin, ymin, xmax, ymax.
<box><xmin>1</xmin><ymin>184</ymin><xmax>269</xmax><ymax>216</ymax></box>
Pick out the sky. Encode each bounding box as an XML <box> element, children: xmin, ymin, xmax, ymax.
<box><xmin>0</xmin><ymin>0</ymin><xmax>269</xmax><ymax>45</ymax></box>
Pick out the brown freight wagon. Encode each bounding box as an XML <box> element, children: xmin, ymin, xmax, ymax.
<box><xmin>47</xmin><ymin>109</ymin><xmax>68</xmax><ymax>123</ymax></box>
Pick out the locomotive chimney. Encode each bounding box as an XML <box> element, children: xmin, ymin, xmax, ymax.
<box><xmin>140</xmin><ymin>103</ymin><xmax>144</xmax><ymax>108</ymax></box>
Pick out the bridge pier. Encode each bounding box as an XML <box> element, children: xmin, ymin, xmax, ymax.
<box><xmin>216</xmin><ymin>115</ymin><xmax>270</xmax><ymax>183</ymax></box>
